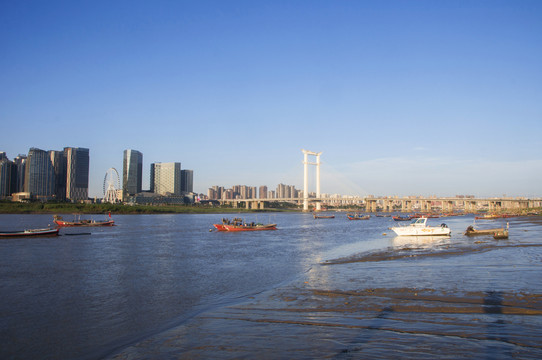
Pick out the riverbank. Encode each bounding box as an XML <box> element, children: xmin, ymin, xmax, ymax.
<box><xmin>2</xmin><ymin>201</ymin><xmax>539</xmax><ymax>216</ymax></box>
<box><xmin>0</xmin><ymin>201</ymin><xmax>292</xmax><ymax>215</ymax></box>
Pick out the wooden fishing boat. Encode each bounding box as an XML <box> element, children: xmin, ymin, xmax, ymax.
<box><xmin>313</xmin><ymin>214</ymin><xmax>335</xmax><ymax>219</ymax></box>
<box><xmin>222</xmin><ymin>223</ymin><xmax>277</xmax><ymax>231</ymax></box>
<box><xmin>474</xmin><ymin>214</ymin><xmax>500</xmax><ymax>220</ymax></box>
<box><xmin>347</xmin><ymin>214</ymin><xmax>370</xmax><ymax>220</ymax></box>
<box><xmin>213</xmin><ymin>217</ymin><xmax>242</xmax><ymax>231</ymax></box>
<box><xmin>465</xmin><ymin>222</ymin><xmax>508</xmax><ymax>236</ymax></box>
<box><xmin>53</xmin><ymin>214</ymin><xmax>115</xmax><ymax>227</ymax></box>
<box><xmin>392</xmin><ymin>215</ymin><xmax>412</xmax><ymax>221</ymax></box>
<box><xmin>411</xmin><ymin>213</ymin><xmax>440</xmax><ymax>219</ymax></box>
<box><xmin>0</xmin><ymin>228</ymin><xmax>59</xmax><ymax>238</ymax></box>
<box><xmin>465</xmin><ymin>226</ymin><xmax>504</xmax><ymax>236</ymax></box>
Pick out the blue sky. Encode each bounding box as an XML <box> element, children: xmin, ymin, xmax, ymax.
<box><xmin>2</xmin><ymin>0</ymin><xmax>541</xmax><ymax>198</ymax></box>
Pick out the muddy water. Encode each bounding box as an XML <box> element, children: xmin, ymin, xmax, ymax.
<box><xmin>110</xmin><ymin>215</ymin><xmax>542</xmax><ymax>359</ymax></box>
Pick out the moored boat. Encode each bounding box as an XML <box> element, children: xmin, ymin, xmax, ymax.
<box><xmin>465</xmin><ymin>226</ymin><xmax>504</xmax><ymax>236</ymax></box>
<box><xmin>213</xmin><ymin>217</ymin><xmax>242</xmax><ymax>231</ymax></box>
<box><xmin>465</xmin><ymin>222</ymin><xmax>508</xmax><ymax>236</ymax></box>
<box><xmin>313</xmin><ymin>214</ymin><xmax>335</xmax><ymax>219</ymax></box>
<box><xmin>222</xmin><ymin>223</ymin><xmax>277</xmax><ymax>231</ymax></box>
<box><xmin>347</xmin><ymin>213</ymin><xmax>370</xmax><ymax>220</ymax></box>
<box><xmin>390</xmin><ymin>217</ymin><xmax>451</xmax><ymax>236</ymax></box>
<box><xmin>53</xmin><ymin>214</ymin><xmax>115</xmax><ymax>227</ymax></box>
<box><xmin>0</xmin><ymin>228</ymin><xmax>60</xmax><ymax>238</ymax></box>
<box><xmin>392</xmin><ymin>215</ymin><xmax>412</xmax><ymax>221</ymax></box>
<box><xmin>474</xmin><ymin>214</ymin><xmax>500</xmax><ymax>220</ymax></box>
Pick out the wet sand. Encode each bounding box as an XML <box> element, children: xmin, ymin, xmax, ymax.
<box><xmin>110</xmin><ymin>217</ymin><xmax>542</xmax><ymax>359</ymax></box>
<box><xmin>111</xmin><ymin>286</ymin><xmax>542</xmax><ymax>359</ymax></box>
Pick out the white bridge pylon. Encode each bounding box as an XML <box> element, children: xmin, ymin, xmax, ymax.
<box><xmin>302</xmin><ymin>149</ymin><xmax>322</xmax><ymax>212</ymax></box>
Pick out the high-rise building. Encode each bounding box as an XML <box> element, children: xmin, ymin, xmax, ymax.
<box><xmin>13</xmin><ymin>155</ymin><xmax>27</xmax><ymax>193</ymax></box>
<box><xmin>209</xmin><ymin>186</ymin><xmax>223</xmax><ymax>200</ymax></box>
<box><xmin>0</xmin><ymin>156</ymin><xmax>14</xmax><ymax>198</ymax></box>
<box><xmin>123</xmin><ymin>149</ymin><xmax>143</xmax><ymax>196</ymax></box>
<box><xmin>151</xmin><ymin>162</ymin><xmax>181</xmax><ymax>196</ymax></box>
<box><xmin>49</xmin><ymin>150</ymin><xmax>66</xmax><ymax>201</ymax></box>
<box><xmin>207</xmin><ymin>187</ymin><xmax>217</xmax><ymax>200</ymax></box>
<box><xmin>240</xmin><ymin>185</ymin><xmax>249</xmax><ymax>199</ymax></box>
<box><xmin>24</xmin><ymin>148</ymin><xmax>55</xmax><ymax>199</ymax></box>
<box><xmin>181</xmin><ymin>169</ymin><xmax>193</xmax><ymax>194</ymax></box>
<box><xmin>259</xmin><ymin>186</ymin><xmax>268</xmax><ymax>199</ymax></box>
<box><xmin>64</xmin><ymin>147</ymin><xmax>89</xmax><ymax>201</ymax></box>
<box><xmin>276</xmin><ymin>184</ymin><xmax>297</xmax><ymax>199</ymax></box>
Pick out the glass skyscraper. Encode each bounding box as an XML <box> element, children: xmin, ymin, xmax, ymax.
<box><xmin>181</xmin><ymin>169</ymin><xmax>193</xmax><ymax>194</ymax></box>
<box><xmin>65</xmin><ymin>147</ymin><xmax>89</xmax><ymax>201</ymax></box>
<box><xmin>49</xmin><ymin>150</ymin><xmax>66</xmax><ymax>201</ymax></box>
<box><xmin>151</xmin><ymin>162</ymin><xmax>181</xmax><ymax>196</ymax></box>
<box><xmin>24</xmin><ymin>148</ymin><xmax>55</xmax><ymax>199</ymax></box>
<box><xmin>0</xmin><ymin>156</ymin><xmax>14</xmax><ymax>198</ymax></box>
<box><xmin>123</xmin><ymin>149</ymin><xmax>143</xmax><ymax>197</ymax></box>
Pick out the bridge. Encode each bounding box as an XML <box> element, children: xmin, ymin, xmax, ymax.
<box><xmin>219</xmin><ymin>196</ymin><xmax>542</xmax><ymax>212</ymax></box>
<box><xmin>215</xmin><ymin>149</ymin><xmax>541</xmax><ymax>212</ymax></box>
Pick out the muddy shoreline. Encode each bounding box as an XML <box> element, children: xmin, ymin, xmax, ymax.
<box><xmin>110</xmin><ymin>217</ymin><xmax>542</xmax><ymax>359</ymax></box>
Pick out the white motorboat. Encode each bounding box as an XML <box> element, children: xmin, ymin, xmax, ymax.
<box><xmin>390</xmin><ymin>217</ymin><xmax>451</xmax><ymax>236</ymax></box>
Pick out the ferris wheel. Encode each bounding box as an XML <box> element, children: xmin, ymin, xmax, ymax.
<box><xmin>103</xmin><ymin>168</ymin><xmax>121</xmax><ymax>203</ymax></box>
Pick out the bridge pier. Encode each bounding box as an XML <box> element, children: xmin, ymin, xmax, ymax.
<box><xmin>464</xmin><ymin>200</ymin><xmax>474</xmax><ymax>213</ymax></box>
<box><xmin>366</xmin><ymin>199</ymin><xmax>378</xmax><ymax>212</ymax></box>
<box><xmin>383</xmin><ymin>199</ymin><xmax>392</xmax><ymax>212</ymax></box>
<box><xmin>401</xmin><ymin>200</ymin><xmax>412</xmax><ymax>212</ymax></box>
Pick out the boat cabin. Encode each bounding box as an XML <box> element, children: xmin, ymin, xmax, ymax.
<box><xmin>411</xmin><ymin>218</ymin><xmax>428</xmax><ymax>226</ymax></box>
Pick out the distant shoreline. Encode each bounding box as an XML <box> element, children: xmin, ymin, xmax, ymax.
<box><xmin>1</xmin><ymin>201</ymin><xmax>539</xmax><ymax>216</ymax></box>
<box><xmin>0</xmin><ymin>202</ymin><xmax>294</xmax><ymax>215</ymax></box>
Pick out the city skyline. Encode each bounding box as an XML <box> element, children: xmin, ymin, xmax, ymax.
<box><xmin>0</xmin><ymin>147</ymin><xmax>89</xmax><ymax>201</ymax></box>
<box><xmin>2</xmin><ymin>1</ymin><xmax>541</xmax><ymax>198</ymax></box>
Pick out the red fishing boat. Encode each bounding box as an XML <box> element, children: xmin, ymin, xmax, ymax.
<box><xmin>53</xmin><ymin>214</ymin><xmax>115</xmax><ymax>227</ymax></box>
<box><xmin>213</xmin><ymin>217</ymin><xmax>242</xmax><ymax>231</ymax></box>
<box><xmin>0</xmin><ymin>228</ymin><xmax>59</xmax><ymax>238</ymax></box>
<box><xmin>223</xmin><ymin>223</ymin><xmax>277</xmax><ymax>231</ymax></box>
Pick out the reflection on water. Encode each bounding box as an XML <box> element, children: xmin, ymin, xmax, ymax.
<box><xmin>392</xmin><ymin>235</ymin><xmax>452</xmax><ymax>248</ymax></box>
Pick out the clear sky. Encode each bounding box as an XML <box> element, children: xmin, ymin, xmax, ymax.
<box><xmin>2</xmin><ymin>0</ymin><xmax>541</xmax><ymax>199</ymax></box>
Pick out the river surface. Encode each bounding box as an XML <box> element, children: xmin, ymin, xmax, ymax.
<box><xmin>1</xmin><ymin>213</ymin><xmax>541</xmax><ymax>359</ymax></box>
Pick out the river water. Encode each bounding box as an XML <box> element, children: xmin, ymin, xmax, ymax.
<box><xmin>1</xmin><ymin>213</ymin><xmax>541</xmax><ymax>359</ymax></box>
